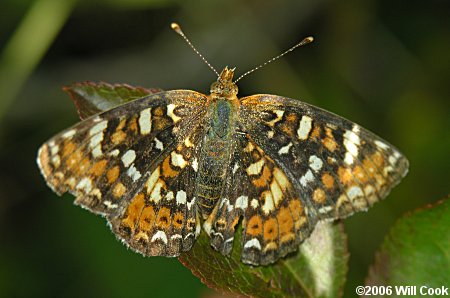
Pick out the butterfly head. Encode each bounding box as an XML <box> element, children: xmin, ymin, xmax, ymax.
<box><xmin>210</xmin><ymin>67</ymin><xmax>239</xmax><ymax>98</ymax></box>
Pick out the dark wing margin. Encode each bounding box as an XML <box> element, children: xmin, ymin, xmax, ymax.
<box><xmin>37</xmin><ymin>90</ymin><xmax>208</xmax><ymax>256</ymax></box>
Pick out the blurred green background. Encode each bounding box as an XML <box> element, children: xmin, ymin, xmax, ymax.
<box><xmin>0</xmin><ymin>0</ymin><xmax>449</xmax><ymax>297</ymax></box>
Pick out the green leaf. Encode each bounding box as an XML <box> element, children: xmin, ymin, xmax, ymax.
<box><xmin>63</xmin><ymin>82</ymin><xmax>162</xmax><ymax>119</ymax></box>
<box><xmin>366</xmin><ymin>198</ymin><xmax>450</xmax><ymax>286</ymax></box>
<box><xmin>179</xmin><ymin>222</ymin><xmax>348</xmax><ymax>298</ymax></box>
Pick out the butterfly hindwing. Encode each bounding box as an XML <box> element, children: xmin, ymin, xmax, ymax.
<box><xmin>204</xmin><ymin>132</ymin><xmax>311</xmax><ymax>265</ymax></box>
<box><xmin>239</xmin><ymin>94</ymin><xmax>408</xmax><ymax>223</ymax></box>
<box><xmin>37</xmin><ymin>90</ymin><xmax>208</xmax><ymax>256</ymax></box>
<box><xmin>109</xmin><ymin>127</ymin><xmax>207</xmax><ymax>256</ymax></box>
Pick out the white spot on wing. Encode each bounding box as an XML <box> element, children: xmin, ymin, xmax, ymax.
<box><xmin>145</xmin><ymin>167</ymin><xmax>160</xmax><ymax>193</ymax></box>
<box><xmin>246</xmin><ymin>159</ymin><xmax>265</xmax><ymax>176</ymax></box>
<box><xmin>374</xmin><ymin>140</ymin><xmax>389</xmax><ymax>150</ymax></box>
<box><xmin>151</xmin><ymin>231</ymin><xmax>168</xmax><ymax>244</ymax></box>
<box><xmin>297</xmin><ymin>115</ymin><xmax>312</xmax><ymax>140</ymax></box>
<box><xmin>167</xmin><ymin>104</ymin><xmax>181</xmax><ymax>123</ymax></box>
<box><xmin>171</xmin><ymin>152</ymin><xmax>188</xmax><ymax>169</ymax></box>
<box><xmin>51</xmin><ymin>155</ymin><xmax>60</xmax><ymax>167</ymax></box>
<box><xmin>50</xmin><ymin>145</ymin><xmax>59</xmax><ymax>155</ymax></box>
<box><xmin>344</xmin><ymin>153</ymin><xmax>354</xmax><ymax>165</ymax></box>
<box><xmin>309</xmin><ymin>155</ymin><xmax>323</xmax><ymax>172</ymax></box>
<box><xmin>192</xmin><ymin>158</ymin><xmax>198</xmax><ymax>172</ymax></box>
<box><xmin>89</xmin><ymin>133</ymin><xmax>103</xmax><ymax>149</ymax></box>
<box><xmin>109</xmin><ymin>149</ymin><xmax>120</xmax><ymax>157</ymax></box>
<box><xmin>278</xmin><ymin>142</ymin><xmax>293</xmax><ymax>155</ymax></box>
<box><xmin>92</xmin><ymin>145</ymin><xmax>103</xmax><ymax>158</ymax></box>
<box><xmin>300</xmin><ymin>170</ymin><xmax>314</xmax><ymax>187</ymax></box>
<box><xmin>121</xmin><ymin>150</ymin><xmax>136</xmax><ymax>167</ymax></box>
<box><xmin>343</xmin><ymin>128</ymin><xmax>360</xmax><ymax>165</ymax></box>
<box><xmin>76</xmin><ymin>177</ymin><xmax>92</xmax><ymax>193</ymax></box>
<box><xmin>261</xmin><ymin>191</ymin><xmax>275</xmax><ymax>214</ymax></box>
<box><xmin>89</xmin><ymin>120</ymin><xmax>107</xmax><ymax>136</ymax></box>
<box><xmin>62</xmin><ymin>129</ymin><xmax>76</xmax><ymax>139</ymax></box>
<box><xmin>266</xmin><ymin>110</ymin><xmax>284</xmax><ymax>126</ymax></box>
<box><xmin>103</xmin><ymin>201</ymin><xmax>118</xmax><ymax>209</ymax></box>
<box><xmin>244</xmin><ymin>238</ymin><xmax>261</xmax><ymax>250</ymax></box>
<box><xmin>176</xmin><ymin>190</ymin><xmax>187</xmax><ymax>205</ymax></box>
<box><xmin>127</xmin><ymin>165</ymin><xmax>141</xmax><ymax>181</ymax></box>
<box><xmin>150</xmin><ymin>181</ymin><xmax>164</xmax><ymax>203</ymax></box>
<box><xmin>154</xmin><ymin>138</ymin><xmax>164</xmax><ymax>151</ymax></box>
<box><xmin>235</xmin><ymin>195</ymin><xmax>248</xmax><ymax>210</ymax></box>
<box><xmin>187</xmin><ymin>197</ymin><xmax>196</xmax><ymax>210</ymax></box>
<box><xmin>233</xmin><ymin>163</ymin><xmax>239</xmax><ymax>174</ymax></box>
<box><xmin>270</xmin><ymin>181</ymin><xmax>283</xmax><ymax>207</ymax></box>
<box><xmin>166</xmin><ymin>191</ymin><xmax>174</xmax><ymax>201</ymax></box>
<box><xmin>251</xmin><ymin>199</ymin><xmax>259</xmax><ymax>209</ymax></box>
<box><xmin>347</xmin><ymin>186</ymin><xmax>364</xmax><ymax>201</ymax></box>
<box><xmin>139</xmin><ymin>108</ymin><xmax>151</xmax><ymax>135</ymax></box>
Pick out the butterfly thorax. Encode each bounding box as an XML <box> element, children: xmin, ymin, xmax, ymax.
<box><xmin>195</xmin><ymin>68</ymin><xmax>239</xmax><ymax>219</ymax></box>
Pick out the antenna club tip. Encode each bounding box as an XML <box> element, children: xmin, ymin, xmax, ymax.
<box><xmin>171</xmin><ymin>22</ymin><xmax>182</xmax><ymax>34</ymax></box>
<box><xmin>304</xmin><ymin>36</ymin><xmax>314</xmax><ymax>43</ymax></box>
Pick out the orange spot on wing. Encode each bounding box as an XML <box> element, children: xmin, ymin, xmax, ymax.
<box><xmin>322</xmin><ymin>127</ymin><xmax>337</xmax><ymax>152</ymax></box>
<box><xmin>278</xmin><ymin>207</ymin><xmax>296</xmax><ymax>244</ymax></box>
<box><xmin>280</xmin><ymin>124</ymin><xmax>295</xmax><ymax>137</ymax></box>
<box><xmin>323</xmin><ymin>135</ymin><xmax>337</xmax><ymax>152</ymax></box>
<box><xmin>312</xmin><ymin>188</ymin><xmax>326</xmax><ymax>204</ymax></box>
<box><xmin>128</xmin><ymin>117</ymin><xmax>138</xmax><ymax>132</ymax></box>
<box><xmin>107</xmin><ymin>166</ymin><xmax>120</xmax><ymax>184</ymax></box>
<box><xmin>322</xmin><ymin>173</ymin><xmax>335</xmax><ymax>189</ymax></box>
<box><xmin>66</xmin><ymin>150</ymin><xmax>83</xmax><ymax>170</ymax></box>
<box><xmin>113</xmin><ymin>182</ymin><xmax>126</xmax><ymax>198</ymax></box>
<box><xmin>352</xmin><ymin>165</ymin><xmax>369</xmax><ymax>183</ymax></box>
<box><xmin>90</xmin><ymin>159</ymin><xmax>107</xmax><ymax>176</ymax></box>
<box><xmin>111</xmin><ymin>131</ymin><xmax>126</xmax><ymax>144</ymax></box>
<box><xmin>263</xmin><ymin>218</ymin><xmax>278</xmax><ymax>242</ymax></box>
<box><xmin>138</xmin><ymin>205</ymin><xmax>156</xmax><ymax>232</ymax></box>
<box><xmin>246</xmin><ymin>215</ymin><xmax>263</xmax><ymax>236</ymax></box>
<box><xmin>288</xmin><ymin>199</ymin><xmax>303</xmax><ymax>220</ymax></box>
<box><xmin>122</xmin><ymin>193</ymin><xmax>145</xmax><ymax>233</ymax></box>
<box><xmin>252</xmin><ymin>164</ymin><xmax>272</xmax><ymax>188</ymax></box>
<box><xmin>288</xmin><ymin>199</ymin><xmax>306</xmax><ymax>230</ymax></box>
<box><xmin>172</xmin><ymin>212</ymin><xmax>184</xmax><ymax>229</ymax></box>
<box><xmin>153</xmin><ymin>107</ymin><xmax>164</xmax><ymax>116</ymax></box>
<box><xmin>162</xmin><ymin>156</ymin><xmax>178</xmax><ymax>178</ymax></box>
<box><xmin>371</xmin><ymin>152</ymin><xmax>384</xmax><ymax>167</ymax></box>
<box><xmin>286</xmin><ymin>113</ymin><xmax>298</xmax><ymax>122</ymax></box>
<box><xmin>62</xmin><ymin>141</ymin><xmax>76</xmax><ymax>158</ymax></box>
<box><xmin>156</xmin><ymin>207</ymin><xmax>171</xmax><ymax>228</ymax></box>
<box><xmin>310</xmin><ymin>125</ymin><xmax>321</xmax><ymax>140</ymax></box>
<box><xmin>338</xmin><ymin>167</ymin><xmax>353</xmax><ymax>185</ymax></box>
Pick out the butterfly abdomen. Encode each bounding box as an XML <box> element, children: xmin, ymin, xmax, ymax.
<box><xmin>195</xmin><ymin>100</ymin><xmax>236</xmax><ymax>218</ymax></box>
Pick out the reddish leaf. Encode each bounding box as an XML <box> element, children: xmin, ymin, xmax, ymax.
<box><xmin>63</xmin><ymin>82</ymin><xmax>162</xmax><ymax>119</ymax></box>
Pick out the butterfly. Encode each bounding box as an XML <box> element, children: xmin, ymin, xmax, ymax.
<box><xmin>37</xmin><ymin>24</ymin><xmax>408</xmax><ymax>266</ymax></box>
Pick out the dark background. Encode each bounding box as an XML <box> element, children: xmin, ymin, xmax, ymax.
<box><xmin>1</xmin><ymin>0</ymin><xmax>449</xmax><ymax>297</ymax></box>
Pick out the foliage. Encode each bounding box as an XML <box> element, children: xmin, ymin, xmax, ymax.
<box><xmin>367</xmin><ymin>198</ymin><xmax>450</xmax><ymax>287</ymax></box>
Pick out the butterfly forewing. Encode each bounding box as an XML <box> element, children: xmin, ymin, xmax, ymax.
<box><xmin>38</xmin><ymin>90</ymin><xmax>208</xmax><ymax>255</ymax></box>
<box><xmin>239</xmin><ymin>94</ymin><xmax>408</xmax><ymax>223</ymax></box>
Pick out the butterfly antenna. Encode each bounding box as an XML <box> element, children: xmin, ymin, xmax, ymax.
<box><xmin>234</xmin><ymin>36</ymin><xmax>314</xmax><ymax>83</ymax></box>
<box><xmin>171</xmin><ymin>23</ymin><xmax>219</xmax><ymax>77</ymax></box>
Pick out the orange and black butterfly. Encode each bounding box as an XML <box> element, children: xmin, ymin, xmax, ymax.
<box><xmin>37</xmin><ymin>24</ymin><xmax>408</xmax><ymax>265</ymax></box>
